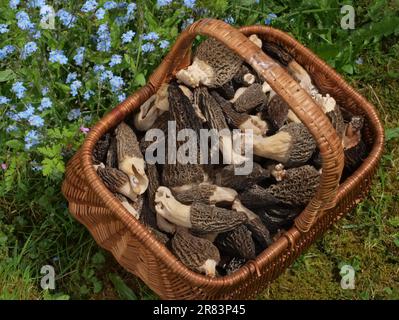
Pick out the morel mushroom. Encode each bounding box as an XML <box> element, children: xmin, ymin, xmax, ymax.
<box><xmin>215</xmin><ymin>224</ymin><xmax>256</xmax><ymax>260</ymax></box>
<box><xmin>171</xmin><ymin>229</ymin><xmax>220</xmax><ymax>277</ymax></box>
<box><xmin>174</xmin><ymin>183</ymin><xmax>238</xmax><ymax>205</ymax></box>
<box><xmin>231</xmin><ymin>83</ymin><xmax>268</xmax><ymax>113</ymax></box>
<box><xmin>252</xmin><ymin>122</ymin><xmax>316</xmax><ymax>167</ymax></box>
<box><xmin>212</xmin><ymin>91</ymin><xmax>269</xmax><ymax>136</ymax></box>
<box><xmin>176</xmin><ymin>38</ymin><xmax>243</xmax><ymax>88</ymax></box>
<box><xmin>261</xmin><ymin>95</ymin><xmax>289</xmax><ymax>133</ymax></box>
<box><xmin>155</xmin><ymin>187</ymin><xmax>247</xmax><ymax>234</ymax></box>
<box><xmin>115</xmin><ymin>122</ymin><xmax>149</xmax><ymax>195</ymax></box>
<box><xmin>162</xmin><ymin>84</ymin><xmax>206</xmax><ymax>190</ymax></box>
<box><xmin>93</xmin><ymin>133</ymin><xmax>111</xmax><ymax>164</ymax></box>
<box><xmin>343</xmin><ymin>115</ymin><xmax>367</xmax><ymax>173</ymax></box>
<box><xmin>214</xmin><ymin>162</ymin><xmax>270</xmax><ymax>191</ymax></box>
<box><xmin>106</xmin><ymin>136</ymin><xmax>117</xmax><ymax>168</ymax></box>
<box><xmin>96</xmin><ymin>166</ymin><xmax>138</xmax><ymax>202</ymax></box>
<box><xmin>222</xmin><ymin>257</ymin><xmax>247</xmax><ymax>275</ymax></box>
<box><xmin>240</xmin><ymin>165</ymin><xmax>320</xmax><ymax>209</ymax></box>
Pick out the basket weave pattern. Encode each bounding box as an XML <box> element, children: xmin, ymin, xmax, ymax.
<box><xmin>62</xmin><ymin>19</ymin><xmax>384</xmax><ymax>299</ymax></box>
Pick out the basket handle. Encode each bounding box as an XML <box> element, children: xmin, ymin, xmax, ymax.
<box><xmin>149</xmin><ymin>18</ymin><xmax>344</xmax><ymax>233</ymax></box>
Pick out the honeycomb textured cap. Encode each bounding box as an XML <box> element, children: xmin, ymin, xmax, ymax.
<box><xmin>195</xmin><ymin>37</ymin><xmax>243</xmax><ymax>87</ymax></box>
<box><xmin>215</xmin><ymin>224</ymin><xmax>256</xmax><ymax>260</ymax></box>
<box><xmin>190</xmin><ymin>202</ymin><xmax>247</xmax><ymax>233</ymax></box>
<box><xmin>267</xmin><ymin>165</ymin><xmax>320</xmax><ymax>207</ymax></box>
<box><xmin>233</xmin><ymin>83</ymin><xmax>267</xmax><ymax>113</ymax></box>
<box><xmin>171</xmin><ymin>230</ymin><xmax>220</xmax><ymax>275</ymax></box>
<box><xmin>279</xmin><ymin>122</ymin><xmax>316</xmax><ymax>167</ymax></box>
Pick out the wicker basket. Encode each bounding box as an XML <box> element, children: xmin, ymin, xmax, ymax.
<box><xmin>61</xmin><ymin>19</ymin><xmax>384</xmax><ymax>299</ymax></box>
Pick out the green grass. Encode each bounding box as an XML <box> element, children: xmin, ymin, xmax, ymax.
<box><xmin>1</xmin><ymin>0</ymin><xmax>398</xmax><ymax>300</ymax></box>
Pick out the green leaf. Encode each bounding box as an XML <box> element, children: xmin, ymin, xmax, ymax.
<box><xmin>109</xmin><ymin>273</ymin><xmax>137</xmax><ymax>300</ymax></box>
<box><xmin>6</xmin><ymin>139</ymin><xmax>24</xmax><ymax>150</ymax></box>
<box><xmin>134</xmin><ymin>73</ymin><xmax>146</xmax><ymax>86</ymax></box>
<box><xmin>387</xmin><ymin>217</ymin><xmax>399</xmax><ymax>227</ymax></box>
<box><xmin>341</xmin><ymin>64</ymin><xmax>354</xmax><ymax>74</ymax></box>
<box><xmin>385</xmin><ymin>128</ymin><xmax>399</xmax><ymax>142</ymax></box>
<box><xmin>0</xmin><ymin>69</ymin><xmax>15</xmax><ymax>82</ymax></box>
<box><xmin>92</xmin><ymin>252</ymin><xmax>105</xmax><ymax>265</ymax></box>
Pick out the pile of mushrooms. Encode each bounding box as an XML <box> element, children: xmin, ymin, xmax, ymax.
<box><xmin>92</xmin><ymin>35</ymin><xmax>367</xmax><ymax>277</ymax></box>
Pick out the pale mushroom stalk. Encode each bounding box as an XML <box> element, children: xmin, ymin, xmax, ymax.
<box><xmin>115</xmin><ymin>122</ymin><xmax>149</xmax><ymax>195</ymax></box>
<box><xmin>174</xmin><ymin>183</ymin><xmax>238</xmax><ymax>205</ymax></box>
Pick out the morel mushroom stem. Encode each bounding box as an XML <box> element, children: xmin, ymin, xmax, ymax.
<box><xmin>174</xmin><ymin>183</ymin><xmax>238</xmax><ymax>205</ymax></box>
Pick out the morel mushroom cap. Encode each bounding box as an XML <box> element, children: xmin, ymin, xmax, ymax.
<box><xmin>93</xmin><ymin>133</ymin><xmax>111</xmax><ymax>164</ymax></box>
<box><xmin>215</xmin><ymin>80</ymin><xmax>236</xmax><ymax>100</ymax></box>
<box><xmin>212</xmin><ymin>91</ymin><xmax>269</xmax><ymax>136</ymax></box>
<box><xmin>147</xmin><ymin>226</ymin><xmax>170</xmax><ymax>244</ymax></box>
<box><xmin>231</xmin><ymin>83</ymin><xmax>268</xmax><ymax>113</ymax></box>
<box><xmin>215</xmin><ymin>224</ymin><xmax>256</xmax><ymax>260</ymax></box>
<box><xmin>252</xmin><ymin>122</ymin><xmax>316</xmax><ymax>167</ymax></box>
<box><xmin>261</xmin><ymin>95</ymin><xmax>289</xmax><ymax>132</ymax></box>
<box><xmin>115</xmin><ymin>122</ymin><xmax>149</xmax><ymax>195</ymax></box>
<box><xmin>176</xmin><ymin>38</ymin><xmax>243</xmax><ymax>88</ymax></box>
<box><xmin>96</xmin><ymin>166</ymin><xmax>137</xmax><ymax>202</ymax></box>
<box><xmin>155</xmin><ymin>186</ymin><xmax>247</xmax><ymax>234</ymax></box>
<box><xmin>343</xmin><ymin>116</ymin><xmax>366</xmax><ymax>173</ymax></box>
<box><xmin>241</xmin><ymin>165</ymin><xmax>320</xmax><ymax>208</ymax></box>
<box><xmin>314</xmin><ymin>93</ymin><xmax>345</xmax><ymax>138</ymax></box>
<box><xmin>262</xmin><ymin>42</ymin><xmax>293</xmax><ymax>67</ymax></box>
<box><xmin>171</xmin><ymin>229</ymin><xmax>220</xmax><ymax>277</ymax></box>
<box><xmin>162</xmin><ymin>83</ymin><xmax>205</xmax><ymax>189</ymax></box>
<box><xmin>214</xmin><ymin>162</ymin><xmax>270</xmax><ymax>191</ymax></box>
<box><xmin>106</xmin><ymin>136</ymin><xmax>118</xmax><ymax>168</ymax></box>
<box><xmin>174</xmin><ymin>183</ymin><xmax>238</xmax><ymax>205</ymax></box>
<box><xmin>222</xmin><ymin>257</ymin><xmax>247</xmax><ymax>275</ymax></box>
